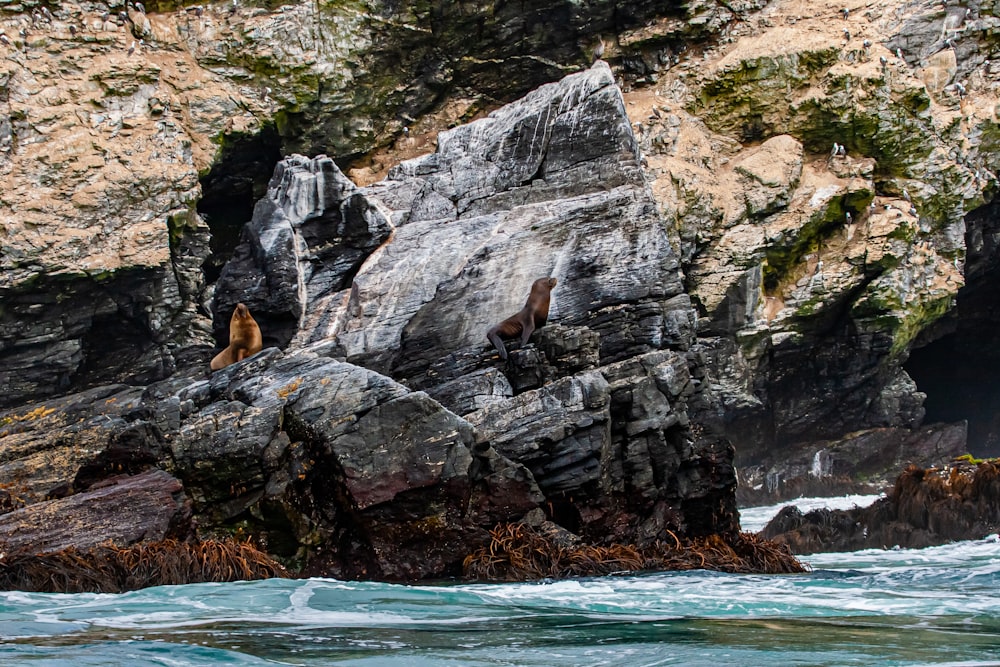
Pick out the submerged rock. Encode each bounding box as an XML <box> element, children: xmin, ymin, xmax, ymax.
<box><xmin>761</xmin><ymin>461</ymin><xmax>1000</xmax><ymax>554</ymax></box>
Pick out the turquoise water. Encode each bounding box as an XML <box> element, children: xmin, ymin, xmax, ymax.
<box><xmin>3</xmin><ymin>499</ymin><xmax>999</xmax><ymax>666</ymax></box>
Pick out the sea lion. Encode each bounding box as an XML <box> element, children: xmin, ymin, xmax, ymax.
<box><xmin>210</xmin><ymin>303</ymin><xmax>263</xmax><ymax>371</ymax></box>
<box><xmin>486</xmin><ymin>277</ymin><xmax>557</xmax><ymax>360</ymax></box>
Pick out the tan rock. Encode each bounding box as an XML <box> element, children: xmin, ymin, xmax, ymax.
<box><xmin>921</xmin><ymin>48</ymin><xmax>958</xmax><ymax>96</ymax></box>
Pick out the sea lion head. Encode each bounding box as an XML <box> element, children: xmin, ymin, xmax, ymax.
<box><xmin>532</xmin><ymin>277</ymin><xmax>557</xmax><ymax>292</ymax></box>
<box><xmin>234</xmin><ymin>303</ymin><xmax>250</xmax><ymax>319</ymax></box>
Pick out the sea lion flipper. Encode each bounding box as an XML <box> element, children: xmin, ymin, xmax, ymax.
<box><xmin>519</xmin><ymin>319</ymin><xmax>535</xmax><ymax>347</ymax></box>
<box><xmin>487</xmin><ymin>327</ymin><xmax>509</xmax><ymax>360</ymax></box>
<box><xmin>209</xmin><ymin>349</ymin><xmax>229</xmax><ymax>371</ymax></box>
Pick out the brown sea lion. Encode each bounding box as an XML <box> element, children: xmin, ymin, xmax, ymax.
<box><xmin>210</xmin><ymin>303</ymin><xmax>263</xmax><ymax>371</ymax></box>
<box><xmin>486</xmin><ymin>277</ymin><xmax>557</xmax><ymax>360</ymax></box>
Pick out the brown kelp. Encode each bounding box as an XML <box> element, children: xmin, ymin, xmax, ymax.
<box><xmin>463</xmin><ymin>523</ymin><xmax>806</xmax><ymax>581</ymax></box>
<box><xmin>0</xmin><ymin>539</ymin><xmax>289</xmax><ymax>593</ymax></box>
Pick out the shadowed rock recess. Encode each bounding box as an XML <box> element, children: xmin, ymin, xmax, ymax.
<box><xmin>1</xmin><ymin>63</ymin><xmax>750</xmax><ymax>583</ymax></box>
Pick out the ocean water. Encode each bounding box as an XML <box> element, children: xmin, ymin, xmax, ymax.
<box><xmin>2</xmin><ymin>497</ymin><xmax>999</xmax><ymax>667</ymax></box>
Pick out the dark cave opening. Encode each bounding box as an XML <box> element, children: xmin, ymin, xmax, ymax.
<box><xmin>76</xmin><ymin>310</ymin><xmax>161</xmax><ymax>388</ymax></box>
<box><xmin>905</xmin><ymin>197</ymin><xmax>1000</xmax><ymax>458</ymax></box>
<box><xmin>197</xmin><ymin>125</ymin><xmax>282</xmax><ymax>284</ymax></box>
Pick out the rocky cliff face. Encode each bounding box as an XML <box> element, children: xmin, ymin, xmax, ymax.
<box><xmin>623</xmin><ymin>0</ymin><xmax>1000</xmax><ymax>499</ymax></box>
<box><xmin>0</xmin><ymin>62</ymin><xmax>739</xmax><ymax>580</ymax></box>
<box><xmin>0</xmin><ymin>0</ymin><xmax>753</xmax><ymax>407</ymax></box>
<box><xmin>2</xmin><ymin>0</ymin><xmax>1000</xmax><ymax>571</ymax></box>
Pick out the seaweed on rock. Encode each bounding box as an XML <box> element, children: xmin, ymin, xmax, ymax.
<box><xmin>463</xmin><ymin>523</ymin><xmax>806</xmax><ymax>581</ymax></box>
<box><xmin>0</xmin><ymin>539</ymin><xmax>289</xmax><ymax>594</ymax></box>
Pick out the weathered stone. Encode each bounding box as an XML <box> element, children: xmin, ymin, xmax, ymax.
<box><xmin>0</xmin><ymin>0</ymin><xmax>760</xmax><ymax>410</ymax></box>
<box><xmin>17</xmin><ymin>0</ymin><xmax>1000</xmax><ymax>578</ymax></box>
<box><xmin>309</xmin><ymin>64</ymin><xmax>686</xmax><ymax>387</ymax></box>
<box><xmin>0</xmin><ymin>384</ymin><xmax>145</xmax><ymax>504</ymax></box>
<box><xmin>0</xmin><ymin>469</ymin><xmax>193</xmax><ymax>555</ymax></box>
<box><xmin>0</xmin><ymin>268</ymin><xmax>212</xmax><ymax>409</ymax></box>
<box><xmin>468</xmin><ymin>371</ymin><xmax>611</xmax><ymax>495</ymax></box>
<box><xmin>631</xmin><ymin>0</ymin><xmax>996</xmax><ymax>470</ymax></box>
<box><xmin>732</xmin><ymin>134</ymin><xmax>803</xmax><ymax>217</ymax></box>
<box><xmin>425</xmin><ymin>367</ymin><xmax>514</xmax><ymax>416</ymax></box>
<box><xmin>212</xmin><ymin>155</ymin><xmax>394</xmax><ymax>349</ymax></box>
<box><xmin>463</xmin><ymin>347</ymin><xmax>738</xmax><ymax>544</ymax></box>
<box><xmin>166</xmin><ymin>349</ymin><xmax>544</xmax><ymax>579</ymax></box>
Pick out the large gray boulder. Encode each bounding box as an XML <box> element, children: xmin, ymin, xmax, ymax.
<box><xmin>216</xmin><ymin>62</ymin><xmax>688</xmax><ymax>379</ymax></box>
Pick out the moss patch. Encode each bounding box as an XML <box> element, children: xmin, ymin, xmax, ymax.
<box><xmin>762</xmin><ymin>189</ymin><xmax>872</xmax><ymax>292</ymax></box>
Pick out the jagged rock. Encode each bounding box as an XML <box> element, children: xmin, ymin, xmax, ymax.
<box><xmin>216</xmin><ymin>62</ymin><xmax>695</xmax><ymax>404</ymax></box>
<box><xmin>211</xmin><ymin>155</ymin><xmax>393</xmax><ymax>348</ymax></box>
<box><xmin>425</xmin><ymin>367</ymin><xmax>514</xmax><ymax>416</ymax></box>
<box><xmin>216</xmin><ymin>63</ymin><xmax>694</xmax><ymax>391</ymax></box>
<box><xmin>0</xmin><ymin>469</ymin><xmax>193</xmax><ymax>555</ymax></box>
<box><xmin>1</xmin><ymin>0</ymin><xmax>756</xmax><ymax>410</ymax></box>
<box><xmin>732</xmin><ymin>135</ymin><xmax>803</xmax><ymax>217</ymax></box>
<box><xmin>887</xmin><ymin>4</ymin><xmax>978</xmax><ymax>73</ymax></box>
<box><xmin>296</xmin><ymin>64</ymin><xmax>686</xmax><ymax>384</ymax></box>
<box><xmin>761</xmin><ymin>461</ymin><xmax>1000</xmax><ymax>553</ymax></box>
<box><xmin>0</xmin><ymin>384</ymin><xmax>146</xmax><ymax>504</ymax></box>
<box><xmin>0</xmin><ymin>266</ymin><xmax>213</xmax><ymax>410</ymax></box>
<box><xmin>148</xmin><ymin>347</ymin><xmax>551</xmax><ymax>580</ymax></box>
<box><xmin>9</xmin><ymin>0</ymin><xmax>1000</xmax><ymax>582</ymax></box>
<box><xmin>468</xmin><ymin>370</ymin><xmax>611</xmax><ymax>495</ymax></box>
<box><xmin>466</xmin><ymin>348</ymin><xmax>738</xmax><ymax>545</ymax></box>
<box><xmin>630</xmin><ymin>0</ymin><xmax>998</xmax><ymax>468</ymax></box>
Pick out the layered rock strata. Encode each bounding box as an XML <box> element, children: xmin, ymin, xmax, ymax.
<box><xmin>620</xmin><ymin>0</ymin><xmax>1000</xmax><ymax>494</ymax></box>
<box><xmin>4</xmin><ymin>0</ymin><xmax>1000</xmax><ymax>570</ymax></box>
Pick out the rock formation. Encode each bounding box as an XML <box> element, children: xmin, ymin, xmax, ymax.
<box><xmin>1</xmin><ymin>62</ymin><xmax>740</xmax><ymax>581</ymax></box>
<box><xmin>626</xmin><ymin>0</ymin><xmax>1000</xmax><ymax>497</ymax></box>
<box><xmin>737</xmin><ymin>421</ymin><xmax>968</xmax><ymax>506</ymax></box>
<box><xmin>4</xmin><ymin>0</ymin><xmax>1000</xmax><ymax>579</ymax></box>
<box><xmin>0</xmin><ymin>0</ymin><xmax>757</xmax><ymax>408</ymax></box>
<box><xmin>0</xmin><ymin>469</ymin><xmax>192</xmax><ymax>554</ymax></box>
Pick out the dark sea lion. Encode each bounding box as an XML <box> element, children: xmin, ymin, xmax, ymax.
<box><xmin>210</xmin><ymin>303</ymin><xmax>263</xmax><ymax>371</ymax></box>
<box><xmin>486</xmin><ymin>277</ymin><xmax>557</xmax><ymax>360</ymax></box>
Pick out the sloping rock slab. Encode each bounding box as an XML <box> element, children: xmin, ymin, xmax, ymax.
<box><xmin>0</xmin><ymin>469</ymin><xmax>192</xmax><ymax>555</ymax></box>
